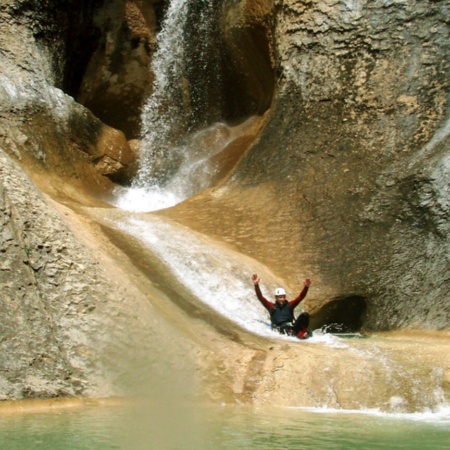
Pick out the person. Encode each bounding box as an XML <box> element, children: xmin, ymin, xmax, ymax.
<box><xmin>252</xmin><ymin>273</ymin><xmax>312</xmax><ymax>339</ymax></box>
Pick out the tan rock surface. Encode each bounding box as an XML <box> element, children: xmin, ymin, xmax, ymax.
<box><xmin>0</xmin><ymin>0</ymin><xmax>449</xmax><ymax>411</ymax></box>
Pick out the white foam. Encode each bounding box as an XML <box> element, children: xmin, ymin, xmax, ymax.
<box><xmin>307</xmin><ymin>329</ymin><xmax>351</xmax><ymax>348</ymax></box>
<box><xmin>107</xmin><ymin>215</ymin><xmax>332</xmax><ymax>342</ymax></box>
<box><xmin>109</xmin><ymin>186</ymin><xmax>182</xmax><ymax>212</ymax></box>
<box><xmin>115</xmin><ymin>216</ymin><xmax>273</xmax><ymax>335</ymax></box>
<box><xmin>297</xmin><ymin>404</ymin><xmax>450</xmax><ymax>423</ymax></box>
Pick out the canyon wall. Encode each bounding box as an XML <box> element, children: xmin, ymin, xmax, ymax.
<box><xmin>242</xmin><ymin>0</ymin><xmax>450</xmax><ymax>331</ymax></box>
<box><xmin>0</xmin><ymin>150</ymin><xmax>153</xmax><ymax>399</ymax></box>
<box><xmin>0</xmin><ymin>0</ymin><xmax>167</xmax><ymax>399</ymax></box>
<box><xmin>167</xmin><ymin>0</ymin><xmax>450</xmax><ymax>331</ymax></box>
<box><xmin>0</xmin><ymin>0</ymin><xmax>449</xmax><ymax>401</ymax></box>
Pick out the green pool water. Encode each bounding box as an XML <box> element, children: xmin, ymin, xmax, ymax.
<box><xmin>0</xmin><ymin>402</ymin><xmax>449</xmax><ymax>450</ymax></box>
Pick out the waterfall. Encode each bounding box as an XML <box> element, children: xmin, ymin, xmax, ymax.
<box><xmin>111</xmin><ymin>0</ymin><xmax>230</xmax><ymax>212</ymax></box>
<box><xmin>99</xmin><ymin>0</ymin><xmax>450</xmax><ymax>419</ymax></box>
<box><xmin>111</xmin><ymin>0</ymin><xmax>228</xmax><ymax>214</ymax></box>
<box><xmin>135</xmin><ymin>0</ymin><xmax>191</xmax><ymax>187</ymax></box>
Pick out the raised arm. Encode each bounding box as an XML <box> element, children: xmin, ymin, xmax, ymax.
<box><xmin>252</xmin><ymin>273</ymin><xmax>274</xmax><ymax>311</ymax></box>
<box><xmin>289</xmin><ymin>278</ymin><xmax>311</xmax><ymax>309</ymax></box>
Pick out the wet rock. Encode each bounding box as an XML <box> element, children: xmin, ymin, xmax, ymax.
<box><xmin>222</xmin><ymin>0</ymin><xmax>276</xmax><ymax>115</ymax></box>
<box><xmin>93</xmin><ymin>126</ymin><xmax>137</xmax><ymax>183</ymax></box>
<box><xmin>0</xmin><ymin>0</ymin><xmax>149</xmax><ymax>192</ymax></box>
<box><xmin>0</xmin><ymin>149</ymin><xmax>171</xmax><ymax>400</ymax></box>
<box><xmin>165</xmin><ymin>0</ymin><xmax>450</xmax><ymax>332</ymax></box>
<box><xmin>76</xmin><ymin>0</ymin><xmax>161</xmax><ymax>139</ymax></box>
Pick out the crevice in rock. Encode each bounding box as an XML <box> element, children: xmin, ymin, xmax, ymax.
<box><xmin>62</xmin><ymin>0</ymin><xmax>275</xmax><ymax>140</ymax></box>
<box><xmin>311</xmin><ymin>296</ymin><xmax>368</xmax><ymax>333</ymax></box>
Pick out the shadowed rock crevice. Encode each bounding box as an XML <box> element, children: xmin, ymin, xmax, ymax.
<box><xmin>311</xmin><ymin>296</ymin><xmax>368</xmax><ymax>333</ymax></box>
<box><xmin>221</xmin><ymin>0</ymin><xmax>276</xmax><ymax>121</ymax></box>
<box><xmin>59</xmin><ymin>0</ymin><xmax>276</xmax><ymax>140</ymax></box>
<box><xmin>69</xmin><ymin>0</ymin><xmax>159</xmax><ymax>139</ymax></box>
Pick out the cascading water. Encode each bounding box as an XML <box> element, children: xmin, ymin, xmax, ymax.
<box><xmin>112</xmin><ymin>0</ymin><xmax>232</xmax><ymax>212</ymax></box>
<box><xmin>97</xmin><ymin>209</ymin><xmax>450</xmax><ymax>415</ymax></box>
<box><xmin>102</xmin><ymin>0</ymin><xmax>450</xmax><ymax>419</ymax></box>
<box><xmin>136</xmin><ymin>0</ymin><xmax>192</xmax><ymax>186</ymax></box>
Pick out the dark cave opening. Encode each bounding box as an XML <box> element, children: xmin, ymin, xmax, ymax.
<box><xmin>310</xmin><ymin>296</ymin><xmax>368</xmax><ymax>333</ymax></box>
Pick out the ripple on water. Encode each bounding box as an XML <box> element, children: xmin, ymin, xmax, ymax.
<box><xmin>1</xmin><ymin>402</ymin><xmax>449</xmax><ymax>450</ymax></box>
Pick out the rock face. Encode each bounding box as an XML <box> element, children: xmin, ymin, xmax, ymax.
<box><xmin>0</xmin><ymin>0</ymin><xmax>143</xmax><ymax>189</ymax></box>
<box><xmin>76</xmin><ymin>0</ymin><xmax>162</xmax><ymax>139</ymax></box>
<box><xmin>0</xmin><ymin>150</ymin><xmax>158</xmax><ymax>399</ymax></box>
<box><xmin>0</xmin><ymin>0</ymin><xmax>449</xmax><ymax>402</ymax></box>
<box><xmin>237</xmin><ymin>0</ymin><xmax>450</xmax><ymax>331</ymax></box>
<box><xmin>165</xmin><ymin>0</ymin><xmax>450</xmax><ymax>332</ymax></box>
<box><xmin>0</xmin><ymin>0</ymin><xmax>173</xmax><ymax>400</ymax></box>
<box><xmin>0</xmin><ymin>151</ymin><xmax>98</xmax><ymax>398</ymax></box>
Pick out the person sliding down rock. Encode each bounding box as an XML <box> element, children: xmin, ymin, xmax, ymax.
<box><xmin>252</xmin><ymin>274</ymin><xmax>312</xmax><ymax>339</ymax></box>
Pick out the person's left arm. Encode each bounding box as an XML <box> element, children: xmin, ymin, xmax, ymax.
<box><xmin>289</xmin><ymin>278</ymin><xmax>311</xmax><ymax>309</ymax></box>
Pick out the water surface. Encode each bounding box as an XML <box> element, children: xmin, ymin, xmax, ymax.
<box><xmin>1</xmin><ymin>401</ymin><xmax>449</xmax><ymax>449</ymax></box>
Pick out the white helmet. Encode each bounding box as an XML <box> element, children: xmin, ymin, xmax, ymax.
<box><xmin>274</xmin><ymin>287</ymin><xmax>286</xmax><ymax>296</ymax></box>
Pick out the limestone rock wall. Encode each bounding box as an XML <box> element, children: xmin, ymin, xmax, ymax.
<box><xmin>0</xmin><ymin>150</ymin><xmax>160</xmax><ymax>399</ymax></box>
<box><xmin>0</xmin><ymin>0</ymin><xmax>141</xmax><ymax>190</ymax></box>
<box><xmin>227</xmin><ymin>0</ymin><xmax>450</xmax><ymax>330</ymax></box>
<box><xmin>166</xmin><ymin>0</ymin><xmax>450</xmax><ymax>332</ymax></box>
